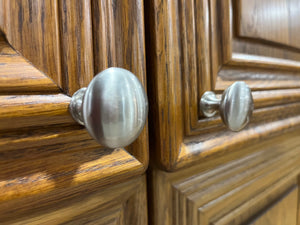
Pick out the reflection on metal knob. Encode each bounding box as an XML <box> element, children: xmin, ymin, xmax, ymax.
<box><xmin>69</xmin><ymin>67</ymin><xmax>148</xmax><ymax>148</ymax></box>
<box><xmin>200</xmin><ymin>81</ymin><xmax>253</xmax><ymax>131</ymax></box>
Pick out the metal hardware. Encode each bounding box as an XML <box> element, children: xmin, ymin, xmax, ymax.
<box><xmin>200</xmin><ymin>81</ymin><xmax>253</xmax><ymax>131</ymax></box>
<box><xmin>70</xmin><ymin>67</ymin><xmax>148</xmax><ymax>148</ymax></box>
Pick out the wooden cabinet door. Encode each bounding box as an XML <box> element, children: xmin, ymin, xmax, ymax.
<box><xmin>0</xmin><ymin>1</ymin><xmax>148</xmax><ymax>224</ymax></box>
<box><xmin>145</xmin><ymin>0</ymin><xmax>300</xmax><ymax>224</ymax></box>
<box><xmin>145</xmin><ymin>0</ymin><xmax>300</xmax><ymax>171</ymax></box>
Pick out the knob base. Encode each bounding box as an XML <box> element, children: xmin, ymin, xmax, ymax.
<box><xmin>69</xmin><ymin>87</ymin><xmax>86</xmax><ymax>126</ymax></box>
<box><xmin>200</xmin><ymin>91</ymin><xmax>221</xmax><ymax>117</ymax></box>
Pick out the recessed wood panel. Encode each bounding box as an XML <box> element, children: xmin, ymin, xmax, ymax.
<box><xmin>238</xmin><ymin>0</ymin><xmax>300</xmax><ymax>49</ymax></box>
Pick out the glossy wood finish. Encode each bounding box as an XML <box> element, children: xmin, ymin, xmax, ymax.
<box><xmin>0</xmin><ymin>175</ymin><xmax>147</xmax><ymax>225</ymax></box>
<box><xmin>145</xmin><ymin>0</ymin><xmax>300</xmax><ymax>170</ymax></box>
<box><xmin>0</xmin><ymin>1</ymin><xmax>148</xmax><ymax>165</ymax></box>
<box><xmin>0</xmin><ymin>1</ymin><xmax>149</xmax><ymax>223</ymax></box>
<box><xmin>149</xmin><ymin>130</ymin><xmax>300</xmax><ymax>225</ymax></box>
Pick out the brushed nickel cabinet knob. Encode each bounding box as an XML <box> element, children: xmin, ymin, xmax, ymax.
<box><xmin>70</xmin><ymin>67</ymin><xmax>148</xmax><ymax>148</ymax></box>
<box><xmin>200</xmin><ymin>81</ymin><xmax>253</xmax><ymax>131</ymax></box>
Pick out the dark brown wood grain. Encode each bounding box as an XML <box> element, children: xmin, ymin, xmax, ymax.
<box><xmin>59</xmin><ymin>0</ymin><xmax>94</xmax><ymax>95</ymax></box>
<box><xmin>145</xmin><ymin>0</ymin><xmax>184</xmax><ymax>169</ymax></box>
<box><xmin>0</xmin><ymin>0</ymin><xmax>62</xmax><ymax>87</ymax></box>
<box><xmin>0</xmin><ymin>34</ymin><xmax>60</xmax><ymax>94</ymax></box>
<box><xmin>0</xmin><ymin>1</ymin><xmax>149</xmax><ymax>223</ymax></box>
<box><xmin>0</xmin><ymin>0</ymin><xmax>148</xmax><ymax>168</ymax></box>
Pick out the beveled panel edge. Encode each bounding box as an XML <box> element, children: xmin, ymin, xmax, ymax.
<box><xmin>0</xmin><ymin>34</ymin><xmax>61</xmax><ymax>94</ymax></box>
<box><xmin>0</xmin><ymin>0</ymin><xmax>63</xmax><ymax>88</ymax></box>
<box><xmin>175</xmin><ymin>115</ymin><xmax>300</xmax><ymax>170</ymax></box>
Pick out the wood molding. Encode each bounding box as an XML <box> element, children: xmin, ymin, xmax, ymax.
<box><xmin>149</xmin><ymin>131</ymin><xmax>300</xmax><ymax>225</ymax></box>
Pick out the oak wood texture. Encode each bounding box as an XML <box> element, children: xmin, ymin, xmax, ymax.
<box><xmin>145</xmin><ymin>0</ymin><xmax>300</xmax><ymax>170</ymax></box>
<box><xmin>0</xmin><ymin>0</ymin><xmax>62</xmax><ymax>87</ymax></box>
<box><xmin>0</xmin><ymin>175</ymin><xmax>147</xmax><ymax>225</ymax></box>
<box><xmin>0</xmin><ymin>1</ymin><xmax>149</xmax><ymax>223</ymax></box>
<box><xmin>0</xmin><ymin>1</ymin><xmax>148</xmax><ymax>164</ymax></box>
<box><xmin>59</xmin><ymin>0</ymin><xmax>94</xmax><ymax>95</ymax></box>
<box><xmin>148</xmin><ymin>130</ymin><xmax>300</xmax><ymax>225</ymax></box>
<box><xmin>0</xmin><ymin>35</ymin><xmax>60</xmax><ymax>94</ymax></box>
<box><xmin>0</xmin><ymin>0</ymin><xmax>149</xmax><ymax>165</ymax></box>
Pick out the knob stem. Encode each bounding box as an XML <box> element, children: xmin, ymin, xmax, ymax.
<box><xmin>200</xmin><ymin>91</ymin><xmax>221</xmax><ymax>117</ymax></box>
<box><xmin>200</xmin><ymin>81</ymin><xmax>253</xmax><ymax>131</ymax></box>
<box><xmin>69</xmin><ymin>88</ymin><xmax>86</xmax><ymax>126</ymax></box>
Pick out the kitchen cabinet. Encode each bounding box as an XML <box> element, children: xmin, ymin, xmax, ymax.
<box><xmin>1</xmin><ymin>0</ymin><xmax>300</xmax><ymax>224</ymax></box>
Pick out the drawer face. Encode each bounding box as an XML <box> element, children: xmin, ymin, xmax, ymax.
<box><xmin>145</xmin><ymin>0</ymin><xmax>300</xmax><ymax>170</ymax></box>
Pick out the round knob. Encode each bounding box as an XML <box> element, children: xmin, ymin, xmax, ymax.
<box><xmin>69</xmin><ymin>67</ymin><xmax>148</xmax><ymax>148</ymax></box>
<box><xmin>200</xmin><ymin>81</ymin><xmax>253</xmax><ymax>131</ymax></box>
